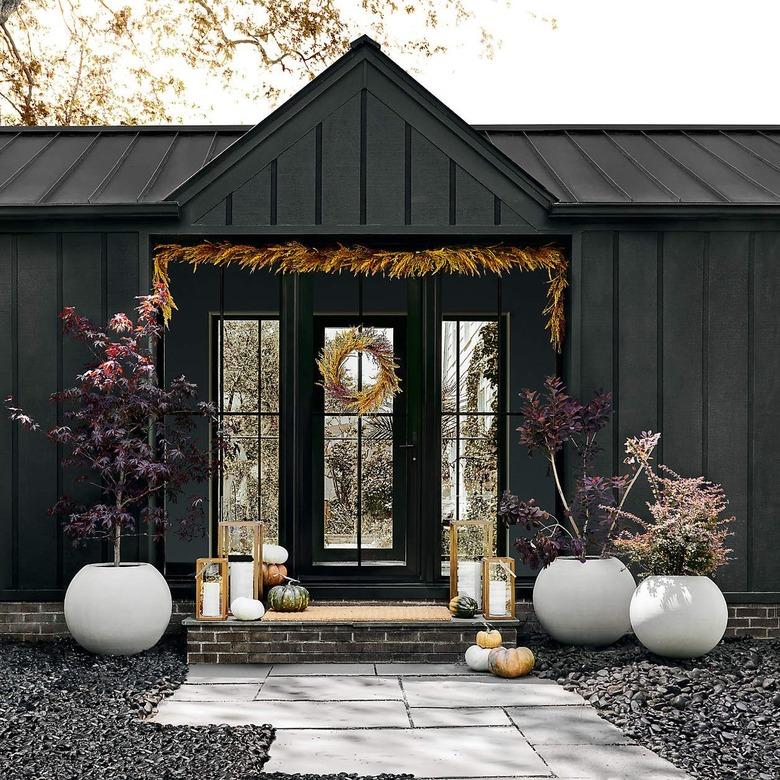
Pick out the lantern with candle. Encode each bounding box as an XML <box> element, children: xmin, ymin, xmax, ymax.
<box><xmin>195</xmin><ymin>558</ymin><xmax>228</xmax><ymax>620</ymax></box>
<box><xmin>449</xmin><ymin>519</ymin><xmax>494</xmax><ymax>609</ymax></box>
<box><xmin>217</xmin><ymin>521</ymin><xmax>264</xmax><ymax>604</ymax></box>
<box><xmin>482</xmin><ymin>556</ymin><xmax>517</xmax><ymax>621</ymax></box>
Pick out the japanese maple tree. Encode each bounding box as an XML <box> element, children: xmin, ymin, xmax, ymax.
<box><xmin>6</xmin><ymin>285</ymin><xmax>226</xmax><ymax>566</ymax></box>
<box><xmin>498</xmin><ymin>376</ymin><xmax>659</xmax><ymax>568</ymax></box>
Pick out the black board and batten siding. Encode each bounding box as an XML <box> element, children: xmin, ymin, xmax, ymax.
<box><xmin>0</xmin><ymin>233</ymin><xmax>142</xmax><ymax>596</ymax></box>
<box><xmin>574</xmin><ymin>230</ymin><xmax>780</xmax><ymax>599</ymax></box>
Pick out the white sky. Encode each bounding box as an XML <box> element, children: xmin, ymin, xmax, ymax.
<box><xmin>204</xmin><ymin>0</ymin><xmax>780</xmax><ymax>126</ymax></box>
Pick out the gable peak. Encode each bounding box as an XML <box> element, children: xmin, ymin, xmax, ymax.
<box><xmin>349</xmin><ymin>34</ymin><xmax>382</xmax><ymax>51</ymax></box>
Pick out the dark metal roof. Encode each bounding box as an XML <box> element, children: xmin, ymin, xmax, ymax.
<box><xmin>3</xmin><ymin>124</ymin><xmax>780</xmax><ymax>208</ymax></box>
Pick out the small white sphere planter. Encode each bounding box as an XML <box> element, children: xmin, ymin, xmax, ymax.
<box><xmin>630</xmin><ymin>575</ymin><xmax>728</xmax><ymax>658</ymax></box>
<box><xmin>533</xmin><ymin>556</ymin><xmax>636</xmax><ymax>646</ymax></box>
<box><xmin>64</xmin><ymin>563</ymin><xmax>172</xmax><ymax>656</ymax></box>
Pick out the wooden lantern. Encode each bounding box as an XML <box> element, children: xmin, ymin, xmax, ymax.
<box><xmin>217</xmin><ymin>521</ymin><xmax>264</xmax><ymax>601</ymax></box>
<box><xmin>195</xmin><ymin>558</ymin><xmax>228</xmax><ymax>621</ymax></box>
<box><xmin>482</xmin><ymin>556</ymin><xmax>516</xmax><ymax>621</ymax></box>
<box><xmin>449</xmin><ymin>519</ymin><xmax>494</xmax><ymax>609</ymax></box>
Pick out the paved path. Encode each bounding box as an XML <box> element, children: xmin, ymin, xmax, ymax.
<box><xmin>154</xmin><ymin>662</ymin><xmax>690</xmax><ymax>779</ymax></box>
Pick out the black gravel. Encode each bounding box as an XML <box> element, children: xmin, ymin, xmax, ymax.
<box><xmin>533</xmin><ymin>635</ymin><xmax>780</xmax><ymax>780</ymax></box>
<box><xmin>0</xmin><ymin>637</ymin><xmax>274</xmax><ymax>779</ymax></box>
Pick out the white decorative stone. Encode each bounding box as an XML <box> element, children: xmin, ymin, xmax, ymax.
<box><xmin>630</xmin><ymin>575</ymin><xmax>728</xmax><ymax>658</ymax></box>
<box><xmin>262</xmin><ymin>544</ymin><xmax>289</xmax><ymax>565</ymax></box>
<box><xmin>64</xmin><ymin>562</ymin><xmax>172</xmax><ymax>656</ymax></box>
<box><xmin>231</xmin><ymin>597</ymin><xmax>265</xmax><ymax>621</ymax></box>
<box><xmin>464</xmin><ymin>644</ymin><xmax>492</xmax><ymax>671</ymax></box>
<box><xmin>533</xmin><ymin>556</ymin><xmax>636</xmax><ymax>646</ymax></box>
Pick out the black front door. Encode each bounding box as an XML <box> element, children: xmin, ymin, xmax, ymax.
<box><xmin>297</xmin><ymin>313</ymin><xmax>421</xmax><ymax>581</ymax></box>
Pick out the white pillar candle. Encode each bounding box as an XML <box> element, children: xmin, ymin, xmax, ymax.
<box><xmin>457</xmin><ymin>560</ymin><xmax>483</xmax><ymax>608</ymax></box>
<box><xmin>201</xmin><ymin>581</ymin><xmax>222</xmax><ymax>617</ymax></box>
<box><xmin>229</xmin><ymin>561</ymin><xmax>255</xmax><ymax>605</ymax></box>
<box><xmin>488</xmin><ymin>580</ymin><xmax>508</xmax><ymax>616</ymax></box>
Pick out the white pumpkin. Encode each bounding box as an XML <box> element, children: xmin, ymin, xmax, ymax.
<box><xmin>262</xmin><ymin>544</ymin><xmax>289</xmax><ymax>565</ymax></box>
<box><xmin>230</xmin><ymin>597</ymin><xmax>265</xmax><ymax>621</ymax></box>
<box><xmin>464</xmin><ymin>644</ymin><xmax>493</xmax><ymax>672</ymax></box>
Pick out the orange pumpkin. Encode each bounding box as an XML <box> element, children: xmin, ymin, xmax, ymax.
<box><xmin>476</xmin><ymin>628</ymin><xmax>502</xmax><ymax>649</ymax></box>
<box><xmin>488</xmin><ymin>646</ymin><xmax>535</xmax><ymax>678</ymax></box>
<box><xmin>263</xmin><ymin>562</ymin><xmax>287</xmax><ymax>587</ymax></box>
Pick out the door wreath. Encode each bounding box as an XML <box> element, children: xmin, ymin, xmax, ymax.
<box><xmin>317</xmin><ymin>327</ymin><xmax>400</xmax><ymax>415</ymax></box>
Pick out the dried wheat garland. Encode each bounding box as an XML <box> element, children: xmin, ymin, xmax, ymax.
<box><xmin>317</xmin><ymin>327</ymin><xmax>400</xmax><ymax>415</ymax></box>
<box><xmin>153</xmin><ymin>241</ymin><xmax>567</xmax><ymax>351</ymax></box>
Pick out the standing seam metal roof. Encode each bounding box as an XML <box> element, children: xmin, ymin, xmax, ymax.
<box><xmin>2</xmin><ymin>125</ymin><xmax>780</xmax><ymax>207</ymax></box>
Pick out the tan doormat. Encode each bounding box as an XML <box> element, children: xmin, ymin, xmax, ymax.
<box><xmin>261</xmin><ymin>605</ymin><xmax>452</xmax><ymax>622</ymax></box>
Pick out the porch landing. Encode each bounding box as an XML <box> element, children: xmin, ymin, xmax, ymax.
<box><xmin>184</xmin><ymin>610</ymin><xmax>520</xmax><ymax>664</ymax></box>
<box><xmin>154</xmin><ymin>663</ymin><xmax>691</xmax><ymax>778</ymax></box>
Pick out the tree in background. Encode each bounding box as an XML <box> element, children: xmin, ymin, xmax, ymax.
<box><xmin>0</xmin><ymin>0</ymin><xmax>492</xmax><ymax>125</ymax></box>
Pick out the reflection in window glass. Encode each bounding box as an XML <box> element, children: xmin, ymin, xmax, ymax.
<box><xmin>441</xmin><ymin>320</ymin><xmax>498</xmax><ymax>575</ymax></box>
<box><xmin>323</xmin><ymin>326</ymin><xmax>394</xmax><ymax>553</ymax></box>
<box><xmin>218</xmin><ymin>318</ymin><xmax>280</xmax><ymax>543</ymax></box>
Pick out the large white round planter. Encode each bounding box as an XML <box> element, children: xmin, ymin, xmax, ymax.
<box><xmin>64</xmin><ymin>563</ymin><xmax>172</xmax><ymax>656</ymax></box>
<box><xmin>533</xmin><ymin>556</ymin><xmax>636</xmax><ymax>646</ymax></box>
<box><xmin>630</xmin><ymin>575</ymin><xmax>728</xmax><ymax>658</ymax></box>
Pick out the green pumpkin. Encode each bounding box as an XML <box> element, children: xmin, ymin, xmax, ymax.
<box><xmin>267</xmin><ymin>581</ymin><xmax>310</xmax><ymax>612</ymax></box>
<box><xmin>449</xmin><ymin>594</ymin><xmax>479</xmax><ymax>618</ymax></box>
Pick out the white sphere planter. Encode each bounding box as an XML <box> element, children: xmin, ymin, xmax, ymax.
<box><xmin>533</xmin><ymin>556</ymin><xmax>636</xmax><ymax>646</ymax></box>
<box><xmin>630</xmin><ymin>575</ymin><xmax>728</xmax><ymax>658</ymax></box>
<box><xmin>64</xmin><ymin>563</ymin><xmax>172</xmax><ymax>656</ymax></box>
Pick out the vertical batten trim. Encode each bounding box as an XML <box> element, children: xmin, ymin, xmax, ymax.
<box><xmin>359</xmin><ymin>90</ymin><xmax>367</xmax><ymax>225</ymax></box>
<box><xmin>11</xmin><ymin>236</ymin><xmax>19</xmax><ymax>588</ymax></box>
<box><xmin>315</xmin><ymin>123</ymin><xmax>323</xmax><ymax>225</ymax></box>
<box><xmin>746</xmin><ymin>231</ymin><xmax>755</xmax><ymax>592</ymax></box>
<box><xmin>225</xmin><ymin>193</ymin><xmax>233</xmax><ymax>226</ymax></box>
<box><xmin>702</xmin><ymin>232</ymin><xmax>710</xmax><ymax>475</ymax></box>
<box><xmin>612</xmin><ymin>232</ymin><xmax>620</xmax><ymax>478</ymax></box>
<box><xmin>404</xmin><ymin>123</ymin><xmax>412</xmax><ymax>225</ymax></box>
<box><xmin>270</xmin><ymin>159</ymin><xmax>278</xmax><ymax>225</ymax></box>
<box><xmin>494</xmin><ymin>195</ymin><xmax>501</xmax><ymax>226</ymax></box>
<box><xmin>449</xmin><ymin>160</ymin><xmax>456</xmax><ymax>226</ymax></box>
<box><xmin>56</xmin><ymin>234</ymin><xmax>63</xmax><ymax>588</ymax></box>
<box><xmin>656</xmin><ymin>232</ymin><xmax>664</xmax><ymax>466</ymax></box>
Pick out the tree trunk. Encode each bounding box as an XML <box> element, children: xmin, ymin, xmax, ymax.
<box><xmin>113</xmin><ymin>519</ymin><xmax>121</xmax><ymax>566</ymax></box>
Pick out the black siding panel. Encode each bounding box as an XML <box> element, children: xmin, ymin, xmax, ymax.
<box><xmin>579</xmin><ymin>231</ymin><xmax>615</xmax><ymax>476</ymax></box>
<box><xmin>232</xmin><ymin>167</ymin><xmax>272</xmax><ymax>226</ymax></box>
<box><xmin>322</xmin><ymin>94</ymin><xmax>361</xmax><ymax>225</ymax></box>
<box><xmin>455</xmin><ymin>165</ymin><xmax>494</xmax><ymax>225</ymax></box>
<box><xmin>195</xmin><ymin>199</ymin><xmax>227</xmax><ymax>226</ymax></box>
<box><xmin>707</xmin><ymin>232</ymin><xmax>750</xmax><ymax>592</ymax></box>
<box><xmin>365</xmin><ymin>94</ymin><xmax>405</xmax><ymax>225</ymax></box>
<box><xmin>0</xmin><ymin>236</ymin><xmax>13</xmax><ymax>588</ymax></box>
<box><xmin>617</xmin><ymin>232</ymin><xmax>658</xmax><ymax>509</ymax></box>
<box><xmin>276</xmin><ymin>129</ymin><xmax>317</xmax><ymax>225</ymax></box>
<box><xmin>16</xmin><ymin>234</ymin><xmax>59</xmax><ymax>589</ymax></box>
<box><xmin>410</xmin><ymin>129</ymin><xmax>449</xmax><ymax>225</ymax></box>
<box><xmin>750</xmin><ymin>233</ymin><xmax>780</xmax><ymax>591</ymax></box>
<box><xmin>662</xmin><ymin>232</ymin><xmax>705</xmax><ymax>473</ymax></box>
<box><xmin>61</xmin><ymin>234</ymin><xmax>105</xmax><ymax>581</ymax></box>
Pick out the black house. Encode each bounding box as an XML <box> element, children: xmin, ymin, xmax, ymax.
<box><xmin>1</xmin><ymin>37</ymin><xmax>778</xmax><ymax>631</ymax></box>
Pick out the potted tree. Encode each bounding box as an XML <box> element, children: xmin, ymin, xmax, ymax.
<box><xmin>7</xmin><ymin>286</ymin><xmax>224</xmax><ymax>655</ymax></box>
<box><xmin>610</xmin><ymin>440</ymin><xmax>733</xmax><ymax>658</ymax></box>
<box><xmin>498</xmin><ymin>377</ymin><xmax>658</xmax><ymax>646</ymax></box>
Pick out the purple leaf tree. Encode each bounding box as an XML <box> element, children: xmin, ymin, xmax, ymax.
<box><xmin>6</xmin><ymin>284</ymin><xmax>227</xmax><ymax>567</ymax></box>
<box><xmin>498</xmin><ymin>376</ymin><xmax>659</xmax><ymax>568</ymax></box>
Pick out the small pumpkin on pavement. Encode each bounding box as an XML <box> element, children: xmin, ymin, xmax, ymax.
<box><xmin>262</xmin><ymin>562</ymin><xmax>287</xmax><ymax>588</ymax></box>
<box><xmin>464</xmin><ymin>644</ymin><xmax>493</xmax><ymax>671</ymax></box>
<box><xmin>476</xmin><ymin>628</ymin><xmax>502</xmax><ymax>648</ymax></box>
<box><xmin>267</xmin><ymin>579</ymin><xmax>310</xmax><ymax>612</ymax></box>
<box><xmin>488</xmin><ymin>646</ymin><xmax>535</xmax><ymax>678</ymax></box>
<box><xmin>449</xmin><ymin>595</ymin><xmax>479</xmax><ymax>618</ymax></box>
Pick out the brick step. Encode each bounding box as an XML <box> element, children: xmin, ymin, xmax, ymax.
<box><xmin>183</xmin><ymin>616</ymin><xmax>520</xmax><ymax>664</ymax></box>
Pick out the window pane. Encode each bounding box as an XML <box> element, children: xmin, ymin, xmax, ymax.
<box><xmin>260</xmin><ymin>319</ymin><xmax>280</xmax><ymax>413</ymax></box>
<box><xmin>221</xmin><ymin>319</ymin><xmax>259</xmax><ymax>413</ymax></box>
<box><xmin>361</xmin><ymin>419</ymin><xmax>393</xmax><ymax>550</ymax></box>
<box><xmin>323</xmin><ymin>415</ymin><xmax>358</xmax><ymax>548</ymax></box>
<box><xmin>458</xmin><ymin>321</ymin><xmax>498</xmax><ymax>413</ymax></box>
<box><xmin>460</xmin><ymin>413</ymin><xmax>498</xmax><ymax>523</ymax></box>
<box><xmin>222</xmin><ymin>436</ymin><xmax>259</xmax><ymax>522</ymax></box>
<box><xmin>260</xmin><ymin>417</ymin><xmax>279</xmax><ymax>544</ymax></box>
<box><xmin>441</xmin><ymin>320</ymin><xmax>457</xmax><ymax>412</ymax></box>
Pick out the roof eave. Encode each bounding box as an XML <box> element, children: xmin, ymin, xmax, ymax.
<box><xmin>0</xmin><ymin>202</ymin><xmax>181</xmax><ymax>220</ymax></box>
<box><xmin>550</xmin><ymin>202</ymin><xmax>780</xmax><ymax>219</ymax></box>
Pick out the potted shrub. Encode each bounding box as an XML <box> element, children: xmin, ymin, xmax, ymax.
<box><xmin>7</xmin><ymin>286</ymin><xmax>224</xmax><ymax>655</ymax></box>
<box><xmin>498</xmin><ymin>377</ymin><xmax>659</xmax><ymax>646</ymax></box>
<box><xmin>611</xmin><ymin>441</ymin><xmax>733</xmax><ymax>658</ymax></box>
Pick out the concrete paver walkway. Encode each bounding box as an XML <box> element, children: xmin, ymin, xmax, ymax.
<box><xmin>154</xmin><ymin>662</ymin><xmax>690</xmax><ymax>779</ymax></box>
